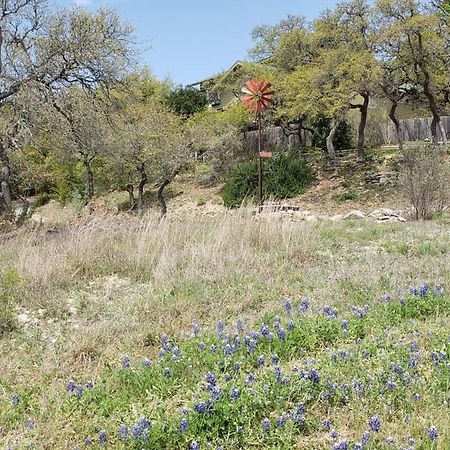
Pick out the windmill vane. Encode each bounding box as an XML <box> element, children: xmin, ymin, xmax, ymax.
<box><xmin>240</xmin><ymin>77</ymin><xmax>273</xmax><ymax>113</ymax></box>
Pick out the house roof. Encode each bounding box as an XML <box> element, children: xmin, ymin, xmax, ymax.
<box><xmin>187</xmin><ymin>60</ymin><xmax>245</xmax><ymax>89</ymax></box>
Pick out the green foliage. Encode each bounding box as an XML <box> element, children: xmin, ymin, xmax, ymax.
<box><xmin>311</xmin><ymin>116</ymin><xmax>353</xmax><ymax>152</ymax></box>
<box><xmin>166</xmin><ymin>86</ymin><xmax>208</xmax><ymax>117</ymax></box>
<box><xmin>333</xmin><ymin>191</ymin><xmax>358</xmax><ymax>202</ymax></box>
<box><xmin>221</xmin><ymin>148</ymin><xmax>314</xmax><ymax>208</ymax></box>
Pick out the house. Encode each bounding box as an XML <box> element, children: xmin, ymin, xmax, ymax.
<box><xmin>187</xmin><ymin>60</ymin><xmax>247</xmax><ymax>110</ymax></box>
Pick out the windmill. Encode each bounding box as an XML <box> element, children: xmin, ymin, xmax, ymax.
<box><xmin>240</xmin><ymin>78</ymin><xmax>274</xmax><ymax>208</ymax></box>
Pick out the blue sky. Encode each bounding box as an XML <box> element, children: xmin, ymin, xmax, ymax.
<box><xmin>60</xmin><ymin>0</ymin><xmax>338</xmax><ymax>86</ymax></box>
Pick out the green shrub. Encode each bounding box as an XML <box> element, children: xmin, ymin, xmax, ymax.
<box><xmin>221</xmin><ymin>148</ymin><xmax>314</xmax><ymax>208</ymax></box>
<box><xmin>332</xmin><ymin>191</ymin><xmax>357</xmax><ymax>202</ymax></box>
<box><xmin>312</xmin><ymin>115</ymin><xmax>353</xmax><ymax>152</ymax></box>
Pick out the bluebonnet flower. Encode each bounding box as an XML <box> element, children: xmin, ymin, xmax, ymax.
<box><xmin>412</xmin><ymin>392</ymin><xmax>420</xmax><ymax>401</ymax></box>
<box><xmin>190</xmin><ymin>441</ymin><xmax>200</xmax><ymax>450</ymax></box>
<box><xmin>257</xmin><ymin>355</ymin><xmax>265</xmax><ymax>366</ymax></box>
<box><xmin>236</xmin><ymin>318</ymin><xmax>244</xmax><ymax>333</ymax></box>
<box><xmin>380</xmin><ymin>294</ymin><xmax>392</xmax><ymax>303</ymax></box>
<box><xmin>182</xmin><ymin>407</ymin><xmax>190</xmax><ymax>415</ymax></box>
<box><xmin>98</xmin><ymin>430</ymin><xmax>107</xmax><ymax>446</ymax></box>
<box><xmin>230</xmin><ymin>387</ymin><xmax>240</xmax><ymax>400</ymax></box>
<box><xmin>308</xmin><ymin>369</ymin><xmax>320</xmax><ymax>383</ymax></box>
<box><xmin>419</xmin><ymin>283</ymin><xmax>429</xmax><ymax>297</ymax></box>
<box><xmin>353</xmin><ymin>444</ymin><xmax>363</xmax><ymax>450</ymax></box>
<box><xmin>131</xmin><ymin>418</ymin><xmax>151</xmax><ymax>440</ymax></box>
<box><xmin>322</xmin><ymin>419</ymin><xmax>331</xmax><ymax>431</ymax></box>
<box><xmin>84</xmin><ymin>437</ymin><xmax>93</xmax><ymax>446</ymax></box>
<box><xmin>331</xmin><ymin>430</ymin><xmax>339</xmax><ymax>439</ymax></box>
<box><xmin>288</xmin><ymin>320</ymin><xmax>295</xmax><ymax>330</ymax></box>
<box><xmin>224</xmin><ymin>373</ymin><xmax>231</xmax><ymax>382</ymax></box>
<box><xmin>232</xmin><ymin>362</ymin><xmax>240</xmax><ymax>372</ymax></box>
<box><xmin>75</xmin><ymin>385</ymin><xmax>84</xmax><ymax>399</ymax></box>
<box><xmin>274</xmin><ymin>365</ymin><xmax>282</xmax><ymax>382</ymax></box>
<box><xmin>194</xmin><ymin>399</ymin><xmax>212</xmax><ymax>414</ymax></box>
<box><xmin>179</xmin><ymin>418</ymin><xmax>188</xmax><ymax>433</ymax></box>
<box><xmin>386</xmin><ymin>436</ymin><xmax>395</xmax><ymax>445</ymax></box>
<box><xmin>428</xmin><ymin>426</ymin><xmax>438</xmax><ymax>441</ymax></box>
<box><xmin>199</xmin><ymin>341</ymin><xmax>206</xmax><ymax>351</ymax></box>
<box><xmin>284</xmin><ymin>298</ymin><xmax>293</xmax><ymax>316</ymax></box>
<box><xmin>193</xmin><ymin>320</ymin><xmax>200</xmax><ymax>337</ymax></box>
<box><xmin>260</xmin><ymin>323</ymin><xmax>270</xmax><ymax>338</ymax></box>
<box><xmin>246</xmin><ymin>373</ymin><xmax>256</xmax><ymax>383</ymax></box>
<box><xmin>217</xmin><ymin>320</ymin><xmax>224</xmax><ymax>337</ymax></box>
<box><xmin>161</xmin><ymin>335</ymin><xmax>171</xmax><ymax>351</ymax></box>
<box><xmin>261</xmin><ymin>418</ymin><xmax>270</xmax><ymax>433</ymax></box>
<box><xmin>122</xmin><ymin>356</ymin><xmax>131</xmax><ymax>368</ymax></box>
<box><xmin>432</xmin><ymin>285</ymin><xmax>444</xmax><ymax>295</ymax></box>
<box><xmin>386</xmin><ymin>379</ymin><xmax>396</xmax><ymax>390</ymax></box>
<box><xmin>369</xmin><ymin>416</ymin><xmax>381</xmax><ymax>432</ymax></box>
<box><xmin>66</xmin><ymin>381</ymin><xmax>76</xmax><ymax>393</ymax></box>
<box><xmin>277</xmin><ymin>328</ymin><xmax>286</xmax><ymax>341</ymax></box>
<box><xmin>158</xmin><ymin>349</ymin><xmax>165</xmax><ymax>358</ymax></box>
<box><xmin>142</xmin><ymin>358</ymin><xmax>152</xmax><ymax>367</ymax></box>
<box><xmin>246</xmin><ymin>339</ymin><xmax>256</xmax><ymax>353</ymax></box>
<box><xmin>233</xmin><ymin>334</ymin><xmax>241</xmax><ymax>347</ymax></box>
<box><xmin>323</xmin><ymin>305</ymin><xmax>338</xmax><ymax>319</ymax></box>
<box><xmin>11</xmin><ymin>394</ymin><xmax>20</xmax><ymax>406</ymax></box>
<box><xmin>271</xmin><ymin>354</ymin><xmax>279</xmax><ymax>365</ymax></box>
<box><xmin>164</xmin><ymin>367</ymin><xmax>171</xmax><ymax>379</ymax></box>
<box><xmin>27</xmin><ymin>418</ymin><xmax>34</xmax><ymax>430</ymax></box>
<box><xmin>224</xmin><ymin>344</ymin><xmax>233</xmax><ymax>356</ymax></box>
<box><xmin>276</xmin><ymin>415</ymin><xmax>286</xmax><ymax>427</ymax></box>
<box><xmin>119</xmin><ymin>424</ymin><xmax>128</xmax><ymax>440</ymax></box>
<box><xmin>408</xmin><ymin>287</ymin><xmax>418</xmax><ymax>296</ymax></box>
<box><xmin>85</xmin><ymin>380</ymin><xmax>94</xmax><ymax>389</ymax></box>
<box><xmin>206</xmin><ymin>372</ymin><xmax>216</xmax><ymax>386</ymax></box>
<box><xmin>172</xmin><ymin>346</ymin><xmax>181</xmax><ymax>358</ymax></box>
<box><xmin>408</xmin><ymin>437</ymin><xmax>415</xmax><ymax>446</ymax></box>
<box><xmin>299</xmin><ymin>298</ymin><xmax>310</xmax><ymax>312</ymax></box>
<box><xmin>332</xmin><ymin>441</ymin><xmax>348</xmax><ymax>450</ymax></box>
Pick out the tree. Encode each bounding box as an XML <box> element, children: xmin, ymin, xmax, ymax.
<box><xmin>166</xmin><ymin>86</ymin><xmax>208</xmax><ymax>117</ymax></box>
<box><xmin>41</xmin><ymin>89</ymin><xmax>112</xmax><ymax>201</ymax></box>
<box><xmin>376</xmin><ymin>0</ymin><xmax>448</xmax><ymax>151</ymax></box>
<box><xmin>0</xmin><ymin>1</ymin><xmax>135</xmax><ymax>211</ymax></box>
<box><xmin>313</xmin><ymin>0</ymin><xmax>381</xmax><ymax>160</ymax></box>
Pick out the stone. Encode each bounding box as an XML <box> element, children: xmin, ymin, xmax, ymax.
<box><xmin>31</xmin><ymin>213</ymin><xmax>45</xmax><ymax>224</ymax></box>
<box><xmin>331</xmin><ymin>214</ymin><xmax>344</xmax><ymax>221</ymax></box>
<box><xmin>343</xmin><ymin>210</ymin><xmax>366</xmax><ymax>220</ymax></box>
<box><xmin>17</xmin><ymin>313</ymin><xmax>30</xmax><ymax>324</ymax></box>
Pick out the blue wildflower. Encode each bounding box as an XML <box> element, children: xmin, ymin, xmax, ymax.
<box><xmin>27</xmin><ymin>418</ymin><xmax>34</xmax><ymax>430</ymax></box>
<box><xmin>217</xmin><ymin>320</ymin><xmax>224</xmax><ymax>337</ymax></box>
<box><xmin>233</xmin><ymin>362</ymin><xmax>240</xmax><ymax>372</ymax></box>
<box><xmin>142</xmin><ymin>358</ymin><xmax>152</xmax><ymax>367</ymax></box>
<box><xmin>284</xmin><ymin>298</ymin><xmax>293</xmax><ymax>316</ymax></box>
<box><xmin>386</xmin><ymin>436</ymin><xmax>395</xmax><ymax>445</ymax></box>
<box><xmin>190</xmin><ymin>441</ymin><xmax>200</xmax><ymax>450</ymax></box>
<box><xmin>122</xmin><ymin>356</ymin><xmax>131</xmax><ymax>368</ymax></box>
<box><xmin>66</xmin><ymin>381</ymin><xmax>76</xmax><ymax>392</ymax></box>
<box><xmin>277</xmin><ymin>328</ymin><xmax>286</xmax><ymax>341</ymax></box>
<box><xmin>288</xmin><ymin>320</ymin><xmax>295</xmax><ymax>330</ymax></box>
<box><xmin>308</xmin><ymin>369</ymin><xmax>320</xmax><ymax>383</ymax></box>
<box><xmin>276</xmin><ymin>415</ymin><xmax>286</xmax><ymax>427</ymax></box>
<box><xmin>98</xmin><ymin>430</ymin><xmax>107</xmax><ymax>446</ymax></box>
<box><xmin>179</xmin><ymin>418</ymin><xmax>188</xmax><ymax>433</ymax></box>
<box><xmin>257</xmin><ymin>355</ymin><xmax>265</xmax><ymax>366</ymax></box>
<box><xmin>164</xmin><ymin>367</ymin><xmax>171</xmax><ymax>379</ymax></box>
<box><xmin>353</xmin><ymin>444</ymin><xmax>363</xmax><ymax>450</ymax></box>
<box><xmin>246</xmin><ymin>373</ymin><xmax>256</xmax><ymax>383</ymax></box>
<box><xmin>322</xmin><ymin>419</ymin><xmax>331</xmax><ymax>431</ymax></box>
<box><xmin>428</xmin><ymin>426</ymin><xmax>438</xmax><ymax>441</ymax></box>
<box><xmin>236</xmin><ymin>318</ymin><xmax>244</xmax><ymax>333</ymax></box>
<box><xmin>161</xmin><ymin>335</ymin><xmax>171</xmax><ymax>351</ymax></box>
<box><xmin>84</xmin><ymin>437</ymin><xmax>93</xmax><ymax>446</ymax></box>
<box><xmin>261</xmin><ymin>418</ymin><xmax>270</xmax><ymax>433</ymax></box>
<box><xmin>119</xmin><ymin>424</ymin><xmax>128</xmax><ymax>440</ymax></box>
<box><xmin>271</xmin><ymin>354</ymin><xmax>279</xmax><ymax>365</ymax></box>
<box><xmin>331</xmin><ymin>430</ymin><xmax>339</xmax><ymax>439</ymax></box>
<box><xmin>206</xmin><ymin>372</ymin><xmax>216</xmax><ymax>386</ymax></box>
<box><xmin>299</xmin><ymin>298</ymin><xmax>310</xmax><ymax>312</ymax></box>
<box><xmin>85</xmin><ymin>380</ymin><xmax>94</xmax><ymax>389</ymax></box>
<box><xmin>230</xmin><ymin>387</ymin><xmax>240</xmax><ymax>400</ymax></box>
<box><xmin>332</xmin><ymin>441</ymin><xmax>348</xmax><ymax>450</ymax></box>
<box><xmin>199</xmin><ymin>341</ymin><xmax>206</xmax><ymax>350</ymax></box>
<box><xmin>193</xmin><ymin>320</ymin><xmax>200</xmax><ymax>337</ymax></box>
<box><xmin>11</xmin><ymin>394</ymin><xmax>20</xmax><ymax>406</ymax></box>
<box><xmin>224</xmin><ymin>373</ymin><xmax>231</xmax><ymax>382</ymax></box>
<box><xmin>369</xmin><ymin>416</ymin><xmax>381</xmax><ymax>432</ymax></box>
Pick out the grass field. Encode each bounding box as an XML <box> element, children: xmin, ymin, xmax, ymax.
<box><xmin>0</xmin><ymin>213</ymin><xmax>449</xmax><ymax>449</ymax></box>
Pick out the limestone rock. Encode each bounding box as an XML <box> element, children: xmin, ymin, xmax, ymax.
<box><xmin>343</xmin><ymin>210</ymin><xmax>366</xmax><ymax>220</ymax></box>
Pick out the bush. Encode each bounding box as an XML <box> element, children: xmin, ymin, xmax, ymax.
<box><xmin>400</xmin><ymin>144</ymin><xmax>449</xmax><ymax>220</ymax></box>
<box><xmin>0</xmin><ymin>269</ymin><xmax>22</xmax><ymax>336</ymax></box>
<box><xmin>221</xmin><ymin>148</ymin><xmax>314</xmax><ymax>208</ymax></box>
<box><xmin>312</xmin><ymin>116</ymin><xmax>353</xmax><ymax>152</ymax></box>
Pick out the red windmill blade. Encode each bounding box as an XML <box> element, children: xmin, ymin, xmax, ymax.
<box><xmin>241</xmin><ymin>77</ymin><xmax>274</xmax><ymax>113</ymax></box>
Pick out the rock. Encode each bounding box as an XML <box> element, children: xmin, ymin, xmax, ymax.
<box><xmin>331</xmin><ymin>214</ymin><xmax>344</xmax><ymax>222</ymax></box>
<box><xmin>305</xmin><ymin>215</ymin><xmax>318</xmax><ymax>223</ymax></box>
<box><xmin>343</xmin><ymin>210</ymin><xmax>366</xmax><ymax>220</ymax></box>
<box><xmin>398</xmin><ymin>216</ymin><xmax>407</xmax><ymax>222</ymax></box>
<box><xmin>31</xmin><ymin>213</ymin><xmax>45</xmax><ymax>224</ymax></box>
<box><xmin>368</xmin><ymin>208</ymin><xmax>397</xmax><ymax>219</ymax></box>
<box><xmin>17</xmin><ymin>313</ymin><xmax>30</xmax><ymax>324</ymax></box>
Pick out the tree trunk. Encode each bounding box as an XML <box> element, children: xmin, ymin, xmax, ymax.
<box><xmin>125</xmin><ymin>184</ymin><xmax>135</xmax><ymax>210</ymax></box>
<box><xmin>157</xmin><ymin>178</ymin><xmax>170</xmax><ymax>218</ymax></box>
<box><xmin>326</xmin><ymin>119</ymin><xmax>338</xmax><ymax>159</ymax></box>
<box><xmin>388</xmin><ymin>100</ymin><xmax>403</xmax><ymax>151</ymax></box>
<box><xmin>417</xmin><ymin>32</ymin><xmax>448</xmax><ymax>152</ymax></box>
<box><xmin>0</xmin><ymin>142</ymin><xmax>12</xmax><ymax>211</ymax></box>
<box><xmin>82</xmin><ymin>155</ymin><xmax>94</xmax><ymax>200</ymax></box>
<box><xmin>357</xmin><ymin>93</ymin><xmax>369</xmax><ymax>161</ymax></box>
<box><xmin>137</xmin><ymin>163</ymin><xmax>147</xmax><ymax>214</ymax></box>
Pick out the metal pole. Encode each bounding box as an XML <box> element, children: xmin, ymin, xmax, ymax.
<box><xmin>257</xmin><ymin>112</ymin><xmax>263</xmax><ymax>211</ymax></box>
